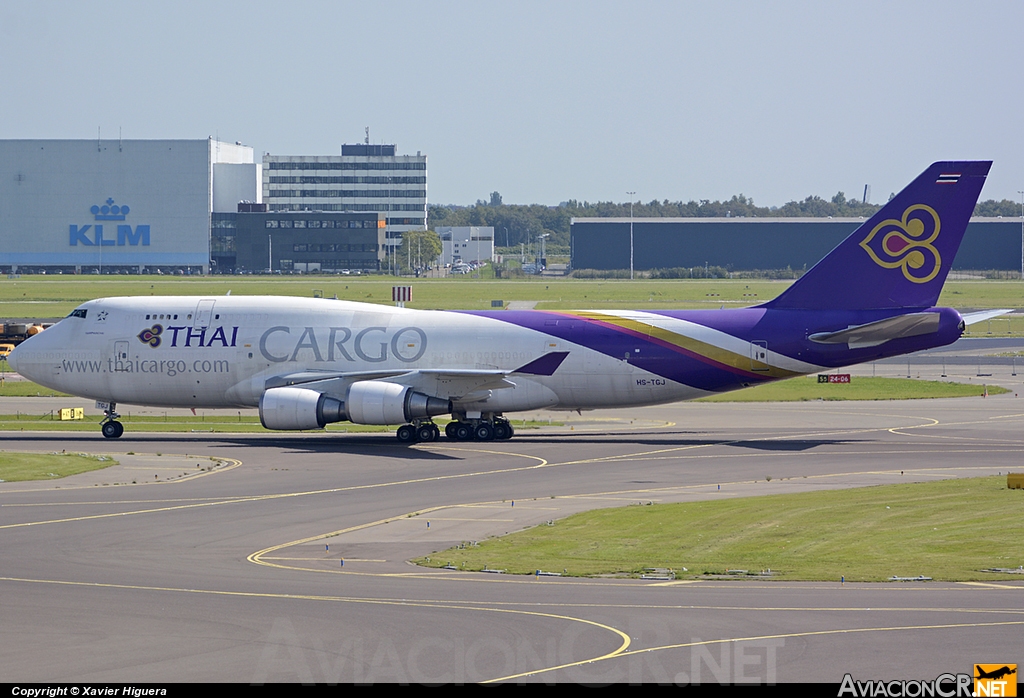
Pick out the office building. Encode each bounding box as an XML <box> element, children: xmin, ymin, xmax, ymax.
<box><xmin>436</xmin><ymin>226</ymin><xmax>495</xmax><ymax>266</ymax></box>
<box><xmin>263</xmin><ymin>144</ymin><xmax>427</xmax><ymax>250</ymax></box>
<box><xmin>212</xmin><ymin>210</ymin><xmax>384</xmax><ymax>273</ymax></box>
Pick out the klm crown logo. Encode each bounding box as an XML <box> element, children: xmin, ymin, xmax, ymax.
<box><xmin>91</xmin><ymin>198</ymin><xmax>130</xmax><ymax>221</ymax></box>
<box><xmin>70</xmin><ymin>198</ymin><xmax>150</xmax><ymax>247</ymax></box>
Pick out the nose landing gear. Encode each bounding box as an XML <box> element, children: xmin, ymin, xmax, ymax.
<box><xmin>100</xmin><ymin>403</ymin><xmax>124</xmax><ymax>439</ymax></box>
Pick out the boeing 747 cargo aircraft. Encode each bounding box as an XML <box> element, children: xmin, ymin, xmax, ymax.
<box><xmin>8</xmin><ymin>162</ymin><xmax>1001</xmax><ymax>443</ymax></box>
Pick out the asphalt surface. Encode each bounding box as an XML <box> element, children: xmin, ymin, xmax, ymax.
<box><xmin>2</xmin><ymin>390</ymin><xmax>1024</xmax><ymax>684</ymax></box>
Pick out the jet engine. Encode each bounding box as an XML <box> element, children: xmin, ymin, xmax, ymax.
<box><xmin>259</xmin><ymin>381</ymin><xmax>451</xmax><ymax>430</ymax></box>
<box><xmin>346</xmin><ymin>380</ymin><xmax>451</xmax><ymax>425</ymax></box>
<box><xmin>259</xmin><ymin>386</ymin><xmax>347</xmax><ymax>430</ymax></box>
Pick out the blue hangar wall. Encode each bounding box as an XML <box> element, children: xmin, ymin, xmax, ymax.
<box><xmin>570</xmin><ymin>218</ymin><xmax>1022</xmax><ymax>271</ymax></box>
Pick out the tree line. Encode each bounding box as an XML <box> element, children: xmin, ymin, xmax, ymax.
<box><xmin>428</xmin><ymin>190</ymin><xmax>1023</xmax><ymax>249</ymax></box>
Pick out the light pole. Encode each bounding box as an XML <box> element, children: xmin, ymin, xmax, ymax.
<box><xmin>387</xmin><ymin>175</ymin><xmax>393</xmax><ymax>276</ymax></box>
<box><xmin>626</xmin><ymin>192</ymin><xmax>635</xmax><ymax>279</ymax></box>
<box><xmin>1019</xmin><ymin>190</ymin><xmax>1023</xmax><ymax>280</ymax></box>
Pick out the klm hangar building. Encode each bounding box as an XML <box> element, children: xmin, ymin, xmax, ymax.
<box><xmin>0</xmin><ymin>138</ymin><xmax>259</xmax><ymax>274</ymax></box>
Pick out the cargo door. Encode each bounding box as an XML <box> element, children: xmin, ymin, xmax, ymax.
<box><xmin>113</xmin><ymin>340</ymin><xmax>129</xmax><ymax>371</ymax></box>
<box><xmin>194</xmin><ymin>300</ymin><xmax>216</xmax><ymax>328</ymax></box>
<box><xmin>750</xmin><ymin>341</ymin><xmax>769</xmax><ymax>372</ymax></box>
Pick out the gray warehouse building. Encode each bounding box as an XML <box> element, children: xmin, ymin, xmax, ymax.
<box><xmin>570</xmin><ymin>217</ymin><xmax>1024</xmax><ymax>272</ymax></box>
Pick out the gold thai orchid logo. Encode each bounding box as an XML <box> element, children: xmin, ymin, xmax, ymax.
<box><xmin>859</xmin><ymin>204</ymin><xmax>941</xmax><ymax>284</ymax></box>
<box><xmin>137</xmin><ymin>324</ymin><xmax>163</xmax><ymax>348</ymax></box>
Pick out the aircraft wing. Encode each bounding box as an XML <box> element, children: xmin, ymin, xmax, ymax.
<box><xmin>808</xmin><ymin>312</ymin><xmax>942</xmax><ymax>349</ymax></box>
<box><xmin>265</xmin><ymin>369</ymin><xmax>408</xmax><ymax>389</ymax></box>
<box><xmin>263</xmin><ymin>351</ymin><xmax>571</xmax><ymax>401</ymax></box>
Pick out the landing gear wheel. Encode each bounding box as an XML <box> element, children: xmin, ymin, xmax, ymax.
<box><xmin>445</xmin><ymin>422</ymin><xmax>459</xmax><ymax>440</ymax></box>
<box><xmin>396</xmin><ymin>424</ymin><xmax>417</xmax><ymax>443</ymax></box>
<box><xmin>454</xmin><ymin>423</ymin><xmax>472</xmax><ymax>441</ymax></box>
<box><xmin>493</xmin><ymin>421</ymin><xmax>511</xmax><ymax>440</ymax></box>
<box><xmin>474</xmin><ymin>422</ymin><xmax>495</xmax><ymax>441</ymax></box>
<box><xmin>101</xmin><ymin>421</ymin><xmax>124</xmax><ymax>439</ymax></box>
<box><xmin>417</xmin><ymin>424</ymin><xmax>438</xmax><ymax>442</ymax></box>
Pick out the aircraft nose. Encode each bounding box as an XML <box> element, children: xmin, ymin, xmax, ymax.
<box><xmin>6</xmin><ymin>342</ymin><xmax>21</xmax><ymax>373</ymax></box>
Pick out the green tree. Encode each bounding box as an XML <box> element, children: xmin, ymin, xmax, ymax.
<box><xmin>398</xmin><ymin>229</ymin><xmax>443</xmax><ymax>272</ymax></box>
<box><xmin>974</xmin><ymin>199</ymin><xmax>1023</xmax><ymax>217</ymax></box>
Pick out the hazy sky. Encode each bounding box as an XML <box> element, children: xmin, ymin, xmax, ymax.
<box><xmin>2</xmin><ymin>1</ymin><xmax>1022</xmax><ymax>207</ymax></box>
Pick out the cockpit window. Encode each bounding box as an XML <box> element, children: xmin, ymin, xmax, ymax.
<box><xmin>68</xmin><ymin>309</ymin><xmax>87</xmax><ymax>319</ymax></box>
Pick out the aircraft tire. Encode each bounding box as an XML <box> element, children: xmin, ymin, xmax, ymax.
<box><xmin>101</xmin><ymin>421</ymin><xmax>124</xmax><ymax>439</ymax></box>
<box><xmin>474</xmin><ymin>422</ymin><xmax>494</xmax><ymax>441</ymax></box>
<box><xmin>493</xmin><ymin>421</ymin><xmax>511</xmax><ymax>440</ymax></box>
<box><xmin>445</xmin><ymin>422</ymin><xmax>459</xmax><ymax>440</ymax></box>
<box><xmin>454</xmin><ymin>423</ymin><xmax>472</xmax><ymax>441</ymax></box>
<box><xmin>396</xmin><ymin>424</ymin><xmax>417</xmax><ymax>444</ymax></box>
<box><xmin>416</xmin><ymin>424</ymin><xmax>437</xmax><ymax>442</ymax></box>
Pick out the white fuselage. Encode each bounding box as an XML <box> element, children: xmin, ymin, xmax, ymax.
<box><xmin>13</xmin><ymin>296</ymin><xmax>770</xmax><ymax>415</ymax></box>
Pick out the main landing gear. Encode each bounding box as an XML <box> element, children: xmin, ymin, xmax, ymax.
<box><xmin>395</xmin><ymin>414</ymin><xmax>515</xmax><ymax>444</ymax></box>
<box><xmin>443</xmin><ymin>416</ymin><xmax>514</xmax><ymax>442</ymax></box>
<box><xmin>100</xmin><ymin>403</ymin><xmax>124</xmax><ymax>439</ymax></box>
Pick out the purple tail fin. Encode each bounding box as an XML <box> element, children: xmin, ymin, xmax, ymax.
<box><xmin>764</xmin><ymin>161</ymin><xmax>991</xmax><ymax>310</ymax></box>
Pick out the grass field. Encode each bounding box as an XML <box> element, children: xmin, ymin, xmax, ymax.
<box><xmin>0</xmin><ymin>378</ymin><xmax>71</xmax><ymax>397</ymax></box>
<box><xmin>0</xmin><ymin>451</ymin><xmax>118</xmax><ymax>482</ymax></box>
<box><xmin>415</xmin><ymin>476</ymin><xmax>1024</xmax><ymax>581</ymax></box>
<box><xmin>1</xmin><ymin>276</ymin><xmax>1022</xmax><ymax>322</ymax></box>
<box><xmin>696</xmin><ymin>376</ymin><xmax>1007</xmax><ymax>402</ymax></box>
<box><xmin>0</xmin><ymin>414</ymin><xmax>391</xmax><ymax>434</ymax></box>
<box><xmin>0</xmin><ymin>377</ymin><xmax>1002</xmax><ymax>434</ymax></box>
<box><xmin>0</xmin><ymin>375</ymin><xmax>1003</xmax><ymax>435</ymax></box>
<box><xmin>0</xmin><ymin>410</ymin><xmax>550</xmax><ymax>434</ymax></box>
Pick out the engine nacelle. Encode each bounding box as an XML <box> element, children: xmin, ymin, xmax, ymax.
<box><xmin>259</xmin><ymin>386</ymin><xmax>347</xmax><ymax>430</ymax></box>
<box><xmin>346</xmin><ymin>380</ymin><xmax>451</xmax><ymax>425</ymax></box>
<box><xmin>258</xmin><ymin>382</ymin><xmax>451</xmax><ymax>430</ymax></box>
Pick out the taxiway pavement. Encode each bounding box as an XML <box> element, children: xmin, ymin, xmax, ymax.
<box><xmin>2</xmin><ymin>395</ymin><xmax>1023</xmax><ymax>684</ymax></box>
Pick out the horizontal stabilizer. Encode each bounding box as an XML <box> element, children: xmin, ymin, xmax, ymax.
<box><xmin>513</xmin><ymin>351</ymin><xmax>570</xmax><ymax>376</ymax></box>
<box><xmin>809</xmin><ymin>312</ymin><xmax>940</xmax><ymax>349</ymax></box>
<box><xmin>961</xmin><ymin>309</ymin><xmax>1014</xmax><ymax>325</ymax></box>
